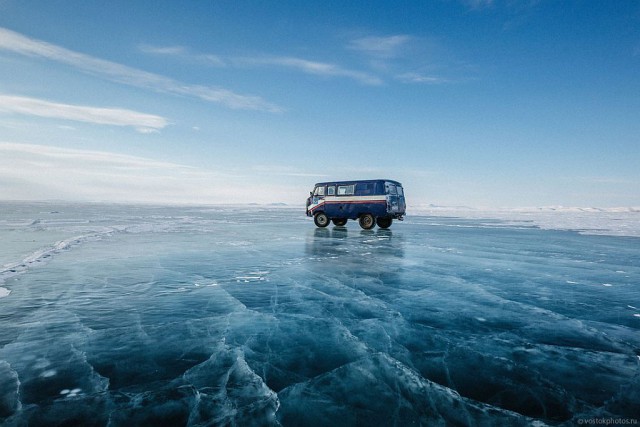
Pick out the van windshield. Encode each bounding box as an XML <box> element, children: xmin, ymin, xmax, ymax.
<box><xmin>397</xmin><ymin>186</ymin><xmax>404</xmax><ymax>197</ymax></box>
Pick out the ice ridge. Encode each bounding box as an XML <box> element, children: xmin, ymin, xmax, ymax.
<box><xmin>0</xmin><ymin>230</ymin><xmax>117</xmax><ymax>295</ymax></box>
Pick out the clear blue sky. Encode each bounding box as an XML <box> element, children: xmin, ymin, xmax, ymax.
<box><xmin>1</xmin><ymin>0</ymin><xmax>638</xmax><ymax>207</ymax></box>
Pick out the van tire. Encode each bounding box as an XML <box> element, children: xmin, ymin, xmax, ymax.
<box><xmin>359</xmin><ymin>214</ymin><xmax>375</xmax><ymax>230</ymax></box>
<box><xmin>332</xmin><ymin>219</ymin><xmax>347</xmax><ymax>226</ymax></box>
<box><xmin>376</xmin><ymin>217</ymin><xmax>392</xmax><ymax>229</ymax></box>
<box><xmin>314</xmin><ymin>212</ymin><xmax>330</xmax><ymax>227</ymax></box>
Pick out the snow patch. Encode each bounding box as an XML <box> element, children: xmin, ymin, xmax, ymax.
<box><xmin>409</xmin><ymin>205</ymin><xmax>640</xmax><ymax>237</ymax></box>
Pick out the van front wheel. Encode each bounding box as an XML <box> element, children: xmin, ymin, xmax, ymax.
<box><xmin>359</xmin><ymin>214</ymin><xmax>375</xmax><ymax>230</ymax></box>
<box><xmin>314</xmin><ymin>212</ymin><xmax>330</xmax><ymax>228</ymax></box>
<box><xmin>376</xmin><ymin>217</ymin><xmax>392</xmax><ymax>229</ymax></box>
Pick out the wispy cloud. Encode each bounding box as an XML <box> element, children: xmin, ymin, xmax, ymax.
<box><xmin>395</xmin><ymin>73</ymin><xmax>451</xmax><ymax>84</ymax></box>
<box><xmin>0</xmin><ymin>94</ymin><xmax>168</xmax><ymax>133</ymax></box>
<box><xmin>0</xmin><ymin>27</ymin><xmax>281</xmax><ymax>112</ymax></box>
<box><xmin>347</xmin><ymin>35</ymin><xmax>412</xmax><ymax>59</ymax></box>
<box><xmin>138</xmin><ymin>43</ymin><xmax>226</xmax><ymax>67</ymax></box>
<box><xmin>347</xmin><ymin>33</ymin><xmax>471</xmax><ymax>85</ymax></box>
<box><xmin>0</xmin><ymin>142</ymin><xmax>300</xmax><ymax>204</ymax></box>
<box><xmin>138</xmin><ymin>45</ymin><xmax>188</xmax><ymax>56</ymax></box>
<box><xmin>0</xmin><ymin>142</ymin><xmax>184</xmax><ymax>170</ymax></box>
<box><xmin>138</xmin><ymin>42</ymin><xmax>382</xmax><ymax>86</ymax></box>
<box><xmin>235</xmin><ymin>55</ymin><xmax>382</xmax><ymax>86</ymax></box>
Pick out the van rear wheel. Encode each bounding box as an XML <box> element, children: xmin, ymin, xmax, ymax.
<box><xmin>376</xmin><ymin>217</ymin><xmax>392</xmax><ymax>229</ymax></box>
<box><xmin>359</xmin><ymin>214</ymin><xmax>375</xmax><ymax>230</ymax></box>
<box><xmin>314</xmin><ymin>212</ymin><xmax>329</xmax><ymax>228</ymax></box>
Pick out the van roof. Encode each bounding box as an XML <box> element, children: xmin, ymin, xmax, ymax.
<box><xmin>313</xmin><ymin>179</ymin><xmax>402</xmax><ymax>187</ymax></box>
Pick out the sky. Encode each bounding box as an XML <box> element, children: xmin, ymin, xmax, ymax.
<box><xmin>0</xmin><ymin>0</ymin><xmax>639</xmax><ymax>208</ymax></box>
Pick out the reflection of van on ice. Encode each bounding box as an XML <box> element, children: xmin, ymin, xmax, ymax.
<box><xmin>306</xmin><ymin>179</ymin><xmax>406</xmax><ymax>229</ymax></box>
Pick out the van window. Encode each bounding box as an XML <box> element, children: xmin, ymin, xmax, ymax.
<box><xmin>397</xmin><ymin>186</ymin><xmax>404</xmax><ymax>196</ymax></box>
<box><xmin>327</xmin><ymin>186</ymin><xmax>335</xmax><ymax>196</ymax></box>
<box><xmin>386</xmin><ymin>183</ymin><xmax>397</xmax><ymax>195</ymax></box>
<box><xmin>337</xmin><ymin>185</ymin><xmax>355</xmax><ymax>196</ymax></box>
<box><xmin>356</xmin><ymin>182</ymin><xmax>374</xmax><ymax>195</ymax></box>
<box><xmin>314</xmin><ymin>186</ymin><xmax>325</xmax><ymax>196</ymax></box>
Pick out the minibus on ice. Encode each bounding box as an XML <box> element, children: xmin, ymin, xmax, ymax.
<box><xmin>306</xmin><ymin>179</ymin><xmax>406</xmax><ymax>229</ymax></box>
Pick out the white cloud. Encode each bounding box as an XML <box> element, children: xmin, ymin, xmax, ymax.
<box><xmin>138</xmin><ymin>43</ymin><xmax>226</xmax><ymax>67</ymax></box>
<box><xmin>0</xmin><ymin>142</ymin><xmax>300</xmax><ymax>204</ymax></box>
<box><xmin>138</xmin><ymin>44</ymin><xmax>188</xmax><ymax>55</ymax></box>
<box><xmin>235</xmin><ymin>55</ymin><xmax>382</xmax><ymax>85</ymax></box>
<box><xmin>348</xmin><ymin>34</ymin><xmax>473</xmax><ymax>85</ymax></box>
<box><xmin>139</xmin><ymin>43</ymin><xmax>382</xmax><ymax>85</ymax></box>
<box><xmin>395</xmin><ymin>73</ymin><xmax>450</xmax><ymax>84</ymax></box>
<box><xmin>0</xmin><ymin>94</ymin><xmax>168</xmax><ymax>133</ymax></box>
<box><xmin>0</xmin><ymin>27</ymin><xmax>280</xmax><ymax>112</ymax></box>
<box><xmin>347</xmin><ymin>35</ymin><xmax>412</xmax><ymax>59</ymax></box>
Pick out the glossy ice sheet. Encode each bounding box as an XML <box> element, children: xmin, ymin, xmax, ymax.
<box><xmin>1</xmin><ymin>203</ymin><xmax>639</xmax><ymax>425</ymax></box>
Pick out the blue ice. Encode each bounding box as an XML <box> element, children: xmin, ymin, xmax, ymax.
<box><xmin>0</xmin><ymin>202</ymin><xmax>639</xmax><ymax>425</ymax></box>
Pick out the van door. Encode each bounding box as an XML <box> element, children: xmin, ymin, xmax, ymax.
<box><xmin>308</xmin><ymin>185</ymin><xmax>327</xmax><ymax>215</ymax></box>
<box><xmin>396</xmin><ymin>185</ymin><xmax>406</xmax><ymax>214</ymax></box>
<box><xmin>385</xmin><ymin>182</ymin><xmax>400</xmax><ymax>214</ymax></box>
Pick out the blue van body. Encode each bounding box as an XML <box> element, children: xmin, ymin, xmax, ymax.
<box><xmin>306</xmin><ymin>179</ymin><xmax>406</xmax><ymax>229</ymax></box>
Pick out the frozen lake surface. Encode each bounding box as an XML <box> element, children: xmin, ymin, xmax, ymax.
<box><xmin>1</xmin><ymin>202</ymin><xmax>639</xmax><ymax>426</ymax></box>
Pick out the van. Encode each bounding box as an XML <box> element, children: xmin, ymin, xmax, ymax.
<box><xmin>306</xmin><ymin>179</ymin><xmax>406</xmax><ymax>229</ymax></box>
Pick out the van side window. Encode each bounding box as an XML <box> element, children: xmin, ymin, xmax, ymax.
<box><xmin>327</xmin><ymin>186</ymin><xmax>335</xmax><ymax>196</ymax></box>
<box><xmin>314</xmin><ymin>186</ymin><xmax>325</xmax><ymax>196</ymax></box>
<box><xmin>337</xmin><ymin>185</ymin><xmax>355</xmax><ymax>196</ymax></box>
<box><xmin>356</xmin><ymin>183</ymin><xmax>374</xmax><ymax>195</ymax></box>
